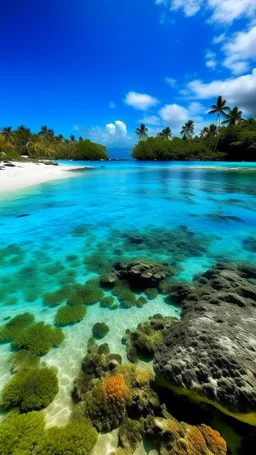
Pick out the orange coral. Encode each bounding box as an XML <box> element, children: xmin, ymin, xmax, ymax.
<box><xmin>103</xmin><ymin>374</ymin><xmax>129</xmax><ymax>405</ymax></box>
<box><xmin>199</xmin><ymin>424</ymin><xmax>227</xmax><ymax>455</ymax></box>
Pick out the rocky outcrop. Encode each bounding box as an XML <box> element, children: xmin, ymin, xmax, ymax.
<box><xmin>113</xmin><ymin>261</ymin><xmax>167</xmax><ymax>289</ymax></box>
<box><xmin>153</xmin><ymin>263</ymin><xmax>256</xmax><ymax>425</ymax></box>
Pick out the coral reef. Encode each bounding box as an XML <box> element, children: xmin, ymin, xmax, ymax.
<box><xmin>0</xmin><ymin>367</ymin><xmax>59</xmax><ymax>412</ymax></box>
<box><xmin>154</xmin><ymin>263</ymin><xmax>256</xmax><ymax>425</ymax></box>
<box><xmin>123</xmin><ymin>314</ymin><xmax>178</xmax><ymax>362</ymax></box>
<box><xmin>55</xmin><ymin>304</ymin><xmax>86</xmax><ymax>326</ymax></box>
<box><xmin>12</xmin><ymin>321</ymin><xmax>64</xmax><ymax>355</ymax></box>
<box><xmin>100</xmin><ymin>295</ymin><xmax>115</xmax><ymax>308</ymax></box>
<box><xmin>0</xmin><ymin>411</ymin><xmax>45</xmax><ymax>455</ymax></box>
<box><xmin>145</xmin><ymin>288</ymin><xmax>158</xmax><ymax>300</ymax></box>
<box><xmin>92</xmin><ymin>322</ymin><xmax>110</xmax><ymax>339</ymax></box>
<box><xmin>43</xmin><ymin>284</ymin><xmax>73</xmax><ymax>306</ymax></box>
<box><xmin>77</xmin><ymin>282</ymin><xmax>104</xmax><ymax>305</ymax></box>
<box><xmin>144</xmin><ymin>416</ymin><xmax>227</xmax><ymax>455</ymax></box>
<box><xmin>114</xmin><ymin>260</ymin><xmax>168</xmax><ymax>289</ymax></box>
<box><xmin>34</xmin><ymin>419</ymin><xmax>98</xmax><ymax>455</ymax></box>
<box><xmin>0</xmin><ymin>312</ymin><xmax>34</xmax><ymax>342</ymax></box>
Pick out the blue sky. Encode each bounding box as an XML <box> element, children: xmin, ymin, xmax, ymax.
<box><xmin>0</xmin><ymin>0</ymin><xmax>256</xmax><ymax>148</ymax></box>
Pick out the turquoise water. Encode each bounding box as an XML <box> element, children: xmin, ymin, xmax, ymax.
<box><xmin>0</xmin><ymin>161</ymin><xmax>256</xmax><ymax>434</ymax></box>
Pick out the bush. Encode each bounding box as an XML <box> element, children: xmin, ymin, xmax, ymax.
<box><xmin>34</xmin><ymin>419</ymin><xmax>98</xmax><ymax>455</ymax></box>
<box><xmin>0</xmin><ymin>411</ymin><xmax>45</xmax><ymax>455</ymax></box>
<box><xmin>55</xmin><ymin>304</ymin><xmax>86</xmax><ymax>326</ymax></box>
<box><xmin>12</xmin><ymin>321</ymin><xmax>64</xmax><ymax>356</ymax></box>
<box><xmin>93</xmin><ymin>322</ymin><xmax>110</xmax><ymax>339</ymax></box>
<box><xmin>0</xmin><ymin>367</ymin><xmax>59</xmax><ymax>412</ymax></box>
<box><xmin>0</xmin><ymin>313</ymin><xmax>34</xmax><ymax>342</ymax></box>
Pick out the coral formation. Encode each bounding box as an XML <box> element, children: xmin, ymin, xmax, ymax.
<box><xmin>92</xmin><ymin>322</ymin><xmax>110</xmax><ymax>339</ymax></box>
<box><xmin>0</xmin><ymin>312</ymin><xmax>34</xmax><ymax>342</ymax></box>
<box><xmin>34</xmin><ymin>419</ymin><xmax>98</xmax><ymax>455</ymax></box>
<box><xmin>43</xmin><ymin>284</ymin><xmax>73</xmax><ymax>306</ymax></box>
<box><xmin>243</xmin><ymin>235</ymin><xmax>256</xmax><ymax>253</ymax></box>
<box><xmin>144</xmin><ymin>416</ymin><xmax>227</xmax><ymax>455</ymax></box>
<box><xmin>0</xmin><ymin>367</ymin><xmax>59</xmax><ymax>412</ymax></box>
<box><xmin>123</xmin><ymin>314</ymin><xmax>178</xmax><ymax>362</ymax></box>
<box><xmin>100</xmin><ymin>295</ymin><xmax>115</xmax><ymax>308</ymax></box>
<box><xmin>77</xmin><ymin>282</ymin><xmax>104</xmax><ymax>305</ymax></box>
<box><xmin>145</xmin><ymin>288</ymin><xmax>158</xmax><ymax>300</ymax></box>
<box><xmin>55</xmin><ymin>304</ymin><xmax>86</xmax><ymax>326</ymax></box>
<box><xmin>114</xmin><ymin>260</ymin><xmax>168</xmax><ymax>289</ymax></box>
<box><xmin>0</xmin><ymin>411</ymin><xmax>45</xmax><ymax>455</ymax></box>
<box><xmin>12</xmin><ymin>321</ymin><xmax>64</xmax><ymax>355</ymax></box>
<box><xmin>67</xmin><ymin>292</ymin><xmax>84</xmax><ymax>306</ymax></box>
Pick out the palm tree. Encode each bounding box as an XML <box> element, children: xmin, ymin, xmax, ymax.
<box><xmin>1</xmin><ymin>126</ymin><xmax>14</xmax><ymax>142</ymax></box>
<box><xmin>209</xmin><ymin>96</ymin><xmax>230</xmax><ymax>128</ymax></box>
<box><xmin>221</xmin><ymin>106</ymin><xmax>244</xmax><ymax>126</ymax></box>
<box><xmin>0</xmin><ymin>134</ymin><xmax>13</xmax><ymax>152</ymax></box>
<box><xmin>56</xmin><ymin>134</ymin><xmax>64</xmax><ymax>142</ymax></box>
<box><xmin>200</xmin><ymin>126</ymin><xmax>210</xmax><ymax>138</ymax></box>
<box><xmin>135</xmin><ymin>124</ymin><xmax>148</xmax><ymax>141</ymax></box>
<box><xmin>38</xmin><ymin>126</ymin><xmax>54</xmax><ymax>141</ymax></box>
<box><xmin>157</xmin><ymin>127</ymin><xmax>172</xmax><ymax>140</ymax></box>
<box><xmin>181</xmin><ymin>120</ymin><xmax>194</xmax><ymax>139</ymax></box>
<box><xmin>78</xmin><ymin>136</ymin><xmax>83</xmax><ymax>141</ymax></box>
<box><xmin>70</xmin><ymin>135</ymin><xmax>76</xmax><ymax>142</ymax></box>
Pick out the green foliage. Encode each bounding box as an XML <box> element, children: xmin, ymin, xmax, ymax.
<box><xmin>218</xmin><ymin>123</ymin><xmax>256</xmax><ymax>160</ymax></box>
<box><xmin>93</xmin><ymin>322</ymin><xmax>110</xmax><ymax>339</ymax></box>
<box><xmin>12</xmin><ymin>321</ymin><xmax>64</xmax><ymax>356</ymax></box>
<box><xmin>0</xmin><ymin>367</ymin><xmax>59</xmax><ymax>412</ymax></box>
<box><xmin>55</xmin><ymin>304</ymin><xmax>86</xmax><ymax>326</ymax></box>
<box><xmin>113</xmin><ymin>287</ymin><xmax>137</xmax><ymax>307</ymax></box>
<box><xmin>73</xmin><ymin>139</ymin><xmax>108</xmax><ymax>160</ymax></box>
<box><xmin>131</xmin><ymin>136</ymin><xmax>213</xmax><ymax>161</ymax></box>
<box><xmin>43</xmin><ymin>285</ymin><xmax>73</xmax><ymax>306</ymax></box>
<box><xmin>0</xmin><ymin>312</ymin><xmax>34</xmax><ymax>342</ymax></box>
<box><xmin>0</xmin><ymin>411</ymin><xmax>45</xmax><ymax>455</ymax></box>
<box><xmin>34</xmin><ymin>419</ymin><xmax>98</xmax><ymax>455</ymax></box>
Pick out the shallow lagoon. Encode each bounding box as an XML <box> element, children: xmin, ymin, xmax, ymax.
<box><xmin>0</xmin><ymin>161</ymin><xmax>256</xmax><ymax>451</ymax></box>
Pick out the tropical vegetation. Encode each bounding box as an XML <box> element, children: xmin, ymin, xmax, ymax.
<box><xmin>0</xmin><ymin>125</ymin><xmax>108</xmax><ymax>161</ymax></box>
<box><xmin>132</xmin><ymin>97</ymin><xmax>256</xmax><ymax>161</ymax></box>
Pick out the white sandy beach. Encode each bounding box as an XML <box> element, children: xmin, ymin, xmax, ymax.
<box><xmin>0</xmin><ymin>161</ymin><xmax>88</xmax><ymax>193</ymax></box>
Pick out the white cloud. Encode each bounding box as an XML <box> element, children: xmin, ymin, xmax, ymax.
<box><xmin>159</xmin><ymin>104</ymin><xmax>189</xmax><ymax>124</ymax></box>
<box><xmin>124</xmin><ymin>91</ymin><xmax>159</xmax><ymax>111</ymax></box>
<box><xmin>222</xmin><ymin>27</ymin><xmax>256</xmax><ymax>75</ymax></box>
<box><xmin>109</xmin><ymin>101</ymin><xmax>116</xmax><ymax>109</ymax></box>
<box><xmin>165</xmin><ymin>77</ymin><xmax>176</xmax><ymax>88</ymax></box>
<box><xmin>183</xmin><ymin>69</ymin><xmax>256</xmax><ymax>114</ymax></box>
<box><xmin>139</xmin><ymin>115</ymin><xmax>161</xmax><ymax>125</ymax></box>
<box><xmin>212</xmin><ymin>33</ymin><xmax>225</xmax><ymax>44</ymax></box>
<box><xmin>205</xmin><ymin>50</ymin><xmax>217</xmax><ymax>69</ymax></box>
<box><xmin>76</xmin><ymin>120</ymin><xmax>133</xmax><ymax>147</ymax></box>
<box><xmin>155</xmin><ymin>0</ymin><xmax>256</xmax><ymax>24</ymax></box>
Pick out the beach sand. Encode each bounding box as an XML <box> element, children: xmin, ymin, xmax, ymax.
<box><xmin>0</xmin><ymin>161</ymin><xmax>89</xmax><ymax>193</ymax></box>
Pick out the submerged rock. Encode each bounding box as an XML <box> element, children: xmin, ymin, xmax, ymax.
<box><xmin>113</xmin><ymin>260</ymin><xmax>167</xmax><ymax>289</ymax></box>
<box><xmin>153</xmin><ymin>263</ymin><xmax>256</xmax><ymax>425</ymax></box>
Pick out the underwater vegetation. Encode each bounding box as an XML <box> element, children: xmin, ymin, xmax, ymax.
<box><xmin>242</xmin><ymin>235</ymin><xmax>256</xmax><ymax>253</ymax></box>
<box><xmin>12</xmin><ymin>321</ymin><xmax>64</xmax><ymax>355</ymax></box>
<box><xmin>0</xmin><ymin>312</ymin><xmax>35</xmax><ymax>342</ymax></box>
<box><xmin>1</xmin><ymin>367</ymin><xmax>59</xmax><ymax>412</ymax></box>
<box><xmin>122</xmin><ymin>314</ymin><xmax>178</xmax><ymax>363</ymax></box>
<box><xmin>0</xmin><ymin>411</ymin><xmax>45</xmax><ymax>455</ymax></box>
<box><xmin>11</xmin><ymin>349</ymin><xmax>40</xmax><ymax>373</ymax></box>
<box><xmin>34</xmin><ymin>419</ymin><xmax>98</xmax><ymax>455</ymax></box>
<box><xmin>43</xmin><ymin>284</ymin><xmax>74</xmax><ymax>306</ymax></box>
<box><xmin>55</xmin><ymin>304</ymin><xmax>87</xmax><ymax>326</ymax></box>
<box><xmin>92</xmin><ymin>322</ymin><xmax>110</xmax><ymax>339</ymax></box>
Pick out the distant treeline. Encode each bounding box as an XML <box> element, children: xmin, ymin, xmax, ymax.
<box><xmin>0</xmin><ymin>126</ymin><xmax>109</xmax><ymax>161</ymax></box>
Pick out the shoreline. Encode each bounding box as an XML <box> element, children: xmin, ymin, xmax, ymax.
<box><xmin>0</xmin><ymin>161</ymin><xmax>92</xmax><ymax>194</ymax></box>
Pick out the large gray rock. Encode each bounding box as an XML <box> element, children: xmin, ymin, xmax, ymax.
<box><xmin>153</xmin><ymin>263</ymin><xmax>256</xmax><ymax>424</ymax></box>
<box><xmin>113</xmin><ymin>260</ymin><xmax>167</xmax><ymax>289</ymax></box>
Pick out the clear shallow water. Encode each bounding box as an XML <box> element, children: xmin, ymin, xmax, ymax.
<box><xmin>0</xmin><ymin>161</ymin><xmax>256</xmax><ymax>435</ymax></box>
